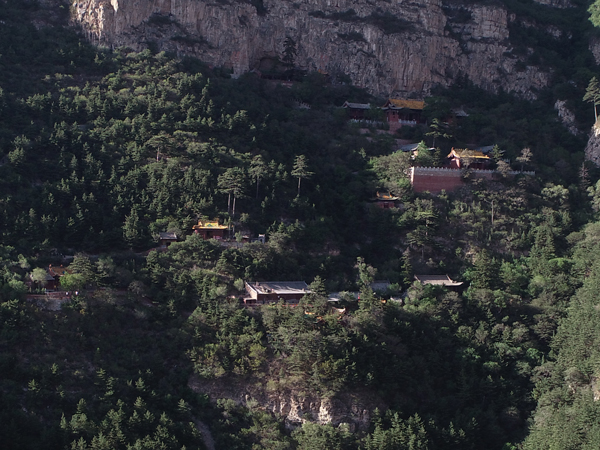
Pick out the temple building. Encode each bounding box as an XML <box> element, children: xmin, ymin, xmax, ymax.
<box><xmin>448</xmin><ymin>148</ymin><xmax>490</xmax><ymax>170</ymax></box>
<box><xmin>192</xmin><ymin>220</ymin><xmax>228</xmax><ymax>240</ymax></box>
<box><xmin>342</xmin><ymin>101</ymin><xmax>371</xmax><ymax>120</ymax></box>
<box><xmin>46</xmin><ymin>265</ymin><xmax>72</xmax><ymax>290</ymax></box>
<box><xmin>381</xmin><ymin>99</ymin><xmax>425</xmax><ymax>131</ymax></box>
<box><xmin>372</xmin><ymin>192</ymin><xmax>400</xmax><ymax>209</ymax></box>
<box><xmin>158</xmin><ymin>232</ymin><xmax>178</xmax><ymax>248</ymax></box>
<box><xmin>414</xmin><ymin>274</ymin><xmax>463</xmax><ymax>288</ymax></box>
<box><xmin>244</xmin><ymin>281</ymin><xmax>310</xmax><ymax>306</ymax></box>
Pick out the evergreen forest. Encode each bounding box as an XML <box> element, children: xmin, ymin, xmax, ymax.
<box><xmin>3</xmin><ymin>0</ymin><xmax>600</xmax><ymax>448</ymax></box>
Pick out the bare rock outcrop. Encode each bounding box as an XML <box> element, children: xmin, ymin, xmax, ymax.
<box><xmin>70</xmin><ymin>0</ymin><xmax>555</xmax><ymax>98</ymax></box>
<box><xmin>590</xmin><ymin>36</ymin><xmax>600</xmax><ymax>66</ymax></box>
<box><xmin>585</xmin><ymin>122</ymin><xmax>600</xmax><ymax>167</ymax></box>
<box><xmin>189</xmin><ymin>375</ymin><xmax>382</xmax><ymax>431</ymax></box>
<box><xmin>555</xmin><ymin>99</ymin><xmax>580</xmax><ymax>135</ymax></box>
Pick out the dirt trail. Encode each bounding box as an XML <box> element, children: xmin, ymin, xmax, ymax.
<box><xmin>194</xmin><ymin>419</ymin><xmax>215</xmax><ymax>450</ymax></box>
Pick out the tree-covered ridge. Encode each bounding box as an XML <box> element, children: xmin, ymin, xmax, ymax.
<box><xmin>523</xmin><ymin>222</ymin><xmax>600</xmax><ymax>449</ymax></box>
<box><xmin>0</xmin><ymin>0</ymin><xmax>595</xmax><ymax>254</ymax></box>
<box><xmin>3</xmin><ymin>0</ymin><xmax>600</xmax><ymax>449</ymax></box>
<box><xmin>0</xmin><ymin>203</ymin><xmax>589</xmax><ymax>450</ymax></box>
<box><xmin>0</xmin><ymin>44</ymin><xmax>372</xmax><ymax>252</ymax></box>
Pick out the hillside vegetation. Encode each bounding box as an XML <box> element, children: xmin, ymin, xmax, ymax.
<box><xmin>2</xmin><ymin>0</ymin><xmax>600</xmax><ymax>449</ymax></box>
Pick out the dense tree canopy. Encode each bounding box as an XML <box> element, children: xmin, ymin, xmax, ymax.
<box><xmin>2</xmin><ymin>0</ymin><xmax>600</xmax><ymax>449</ymax></box>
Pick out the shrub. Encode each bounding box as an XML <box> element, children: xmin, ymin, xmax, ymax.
<box><xmin>337</xmin><ymin>31</ymin><xmax>367</xmax><ymax>42</ymax></box>
<box><xmin>147</xmin><ymin>13</ymin><xmax>173</xmax><ymax>27</ymax></box>
<box><xmin>366</xmin><ymin>10</ymin><xmax>412</xmax><ymax>34</ymax></box>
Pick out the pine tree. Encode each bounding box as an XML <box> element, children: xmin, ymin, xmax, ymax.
<box><xmin>425</xmin><ymin>118</ymin><xmax>451</xmax><ymax>148</ymax></box>
<box><xmin>217</xmin><ymin>167</ymin><xmax>246</xmax><ymax>216</ymax></box>
<box><xmin>123</xmin><ymin>208</ymin><xmax>141</xmax><ymax>247</ymax></box>
<box><xmin>291</xmin><ymin>155</ymin><xmax>313</xmax><ymax>197</ymax></box>
<box><xmin>584</xmin><ymin>76</ymin><xmax>600</xmax><ymax>122</ymax></box>
<box><xmin>516</xmin><ymin>147</ymin><xmax>532</xmax><ymax>172</ymax></box>
<box><xmin>282</xmin><ymin>36</ymin><xmax>297</xmax><ymax>66</ymax></box>
<box><xmin>248</xmin><ymin>155</ymin><xmax>267</xmax><ymax>199</ymax></box>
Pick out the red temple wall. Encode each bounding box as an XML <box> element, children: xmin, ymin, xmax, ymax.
<box><xmin>412</xmin><ymin>173</ymin><xmax>463</xmax><ymax>193</ymax></box>
<box><xmin>410</xmin><ymin>167</ymin><xmax>496</xmax><ymax>193</ymax></box>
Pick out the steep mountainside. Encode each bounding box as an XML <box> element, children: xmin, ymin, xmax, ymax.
<box><xmin>4</xmin><ymin>0</ymin><xmax>600</xmax><ymax>448</ymax></box>
<box><xmin>70</xmin><ymin>0</ymin><xmax>579</xmax><ymax>98</ymax></box>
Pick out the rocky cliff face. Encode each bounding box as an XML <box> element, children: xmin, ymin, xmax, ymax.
<box><xmin>71</xmin><ymin>0</ymin><xmax>562</xmax><ymax>98</ymax></box>
<box><xmin>585</xmin><ymin>122</ymin><xmax>600</xmax><ymax>166</ymax></box>
<box><xmin>189</xmin><ymin>375</ymin><xmax>381</xmax><ymax>430</ymax></box>
<box><xmin>589</xmin><ymin>36</ymin><xmax>600</xmax><ymax>66</ymax></box>
<box><xmin>555</xmin><ymin>99</ymin><xmax>580</xmax><ymax>135</ymax></box>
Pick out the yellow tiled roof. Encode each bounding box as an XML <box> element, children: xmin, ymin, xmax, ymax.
<box><xmin>448</xmin><ymin>148</ymin><xmax>490</xmax><ymax>159</ymax></box>
<box><xmin>192</xmin><ymin>220</ymin><xmax>228</xmax><ymax>230</ymax></box>
<box><xmin>384</xmin><ymin>99</ymin><xmax>425</xmax><ymax>110</ymax></box>
<box><xmin>375</xmin><ymin>192</ymin><xmax>399</xmax><ymax>201</ymax></box>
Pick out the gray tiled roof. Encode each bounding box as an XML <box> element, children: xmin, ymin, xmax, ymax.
<box><xmin>249</xmin><ymin>281</ymin><xmax>310</xmax><ymax>295</ymax></box>
<box><xmin>343</xmin><ymin>101</ymin><xmax>371</xmax><ymax>109</ymax></box>
<box><xmin>414</xmin><ymin>275</ymin><xmax>463</xmax><ymax>287</ymax></box>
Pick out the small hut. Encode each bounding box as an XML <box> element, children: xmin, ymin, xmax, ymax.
<box><xmin>158</xmin><ymin>232</ymin><xmax>178</xmax><ymax>248</ymax></box>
